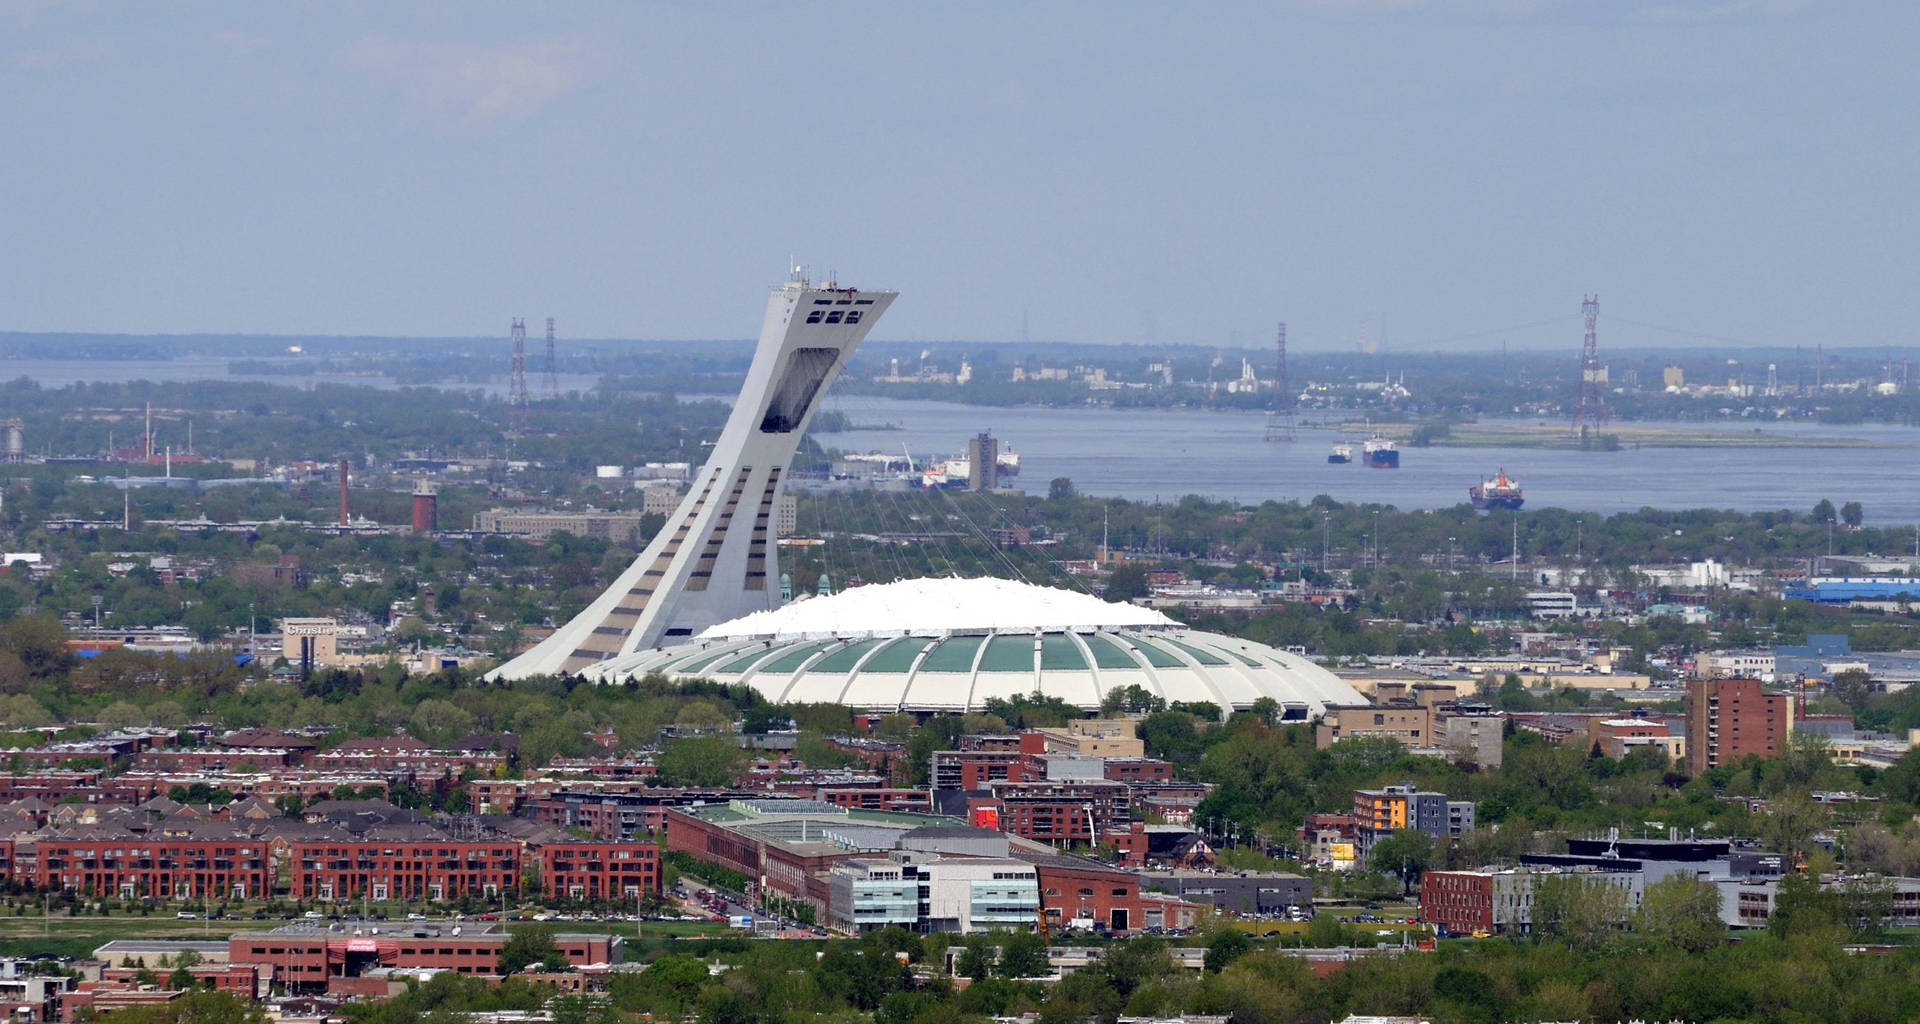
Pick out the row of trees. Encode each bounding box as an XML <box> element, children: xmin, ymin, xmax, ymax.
<box><xmin>327</xmin><ymin>914</ymin><xmax>1920</xmax><ymax>1024</ymax></box>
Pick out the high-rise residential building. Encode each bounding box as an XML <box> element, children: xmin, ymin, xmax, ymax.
<box><xmin>967</xmin><ymin>432</ymin><xmax>998</xmax><ymax>491</ymax></box>
<box><xmin>1352</xmin><ymin>782</ymin><xmax>1475</xmax><ymax>858</ymax></box>
<box><xmin>1685</xmin><ymin>677</ymin><xmax>1793</xmax><ymax>776</ymax></box>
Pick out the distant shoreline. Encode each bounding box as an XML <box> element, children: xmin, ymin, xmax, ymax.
<box><xmin>1343</xmin><ymin>420</ymin><xmax>1901</xmax><ymax>450</ymax></box>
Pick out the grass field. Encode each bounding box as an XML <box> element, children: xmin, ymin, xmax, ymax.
<box><xmin>0</xmin><ymin>909</ymin><xmax>737</xmax><ymax>956</ymax></box>
<box><xmin>1223</xmin><ymin>918</ymin><xmax>1430</xmax><ymax>938</ymax></box>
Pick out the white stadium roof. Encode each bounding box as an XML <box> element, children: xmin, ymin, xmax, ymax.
<box><xmin>581</xmin><ymin>577</ymin><xmax>1363</xmax><ymax>718</ymax></box>
<box><xmin>699</xmin><ymin>577</ymin><xmax>1177</xmax><ymax>639</ymax></box>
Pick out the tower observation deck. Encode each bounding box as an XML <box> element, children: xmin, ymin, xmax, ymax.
<box><xmin>490</xmin><ymin>272</ymin><xmax>897</xmax><ymax>679</ymax></box>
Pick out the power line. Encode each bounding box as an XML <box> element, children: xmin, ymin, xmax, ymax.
<box><xmin>1372</xmin><ymin>314</ymin><xmax>1583</xmax><ymax>352</ymax></box>
<box><xmin>1602</xmin><ymin>314</ymin><xmax>1776</xmax><ymax>349</ymax></box>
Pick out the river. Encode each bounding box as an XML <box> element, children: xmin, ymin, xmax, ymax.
<box><xmin>815</xmin><ymin>395</ymin><xmax>1920</xmax><ymax>524</ymax></box>
<box><xmin>6</xmin><ymin>356</ymin><xmax>1913</xmax><ymax>522</ymax></box>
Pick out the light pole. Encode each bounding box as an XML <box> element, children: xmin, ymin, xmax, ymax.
<box><xmin>1372</xmin><ymin>510</ymin><xmax>1381</xmax><ymax>568</ymax></box>
<box><xmin>1511</xmin><ymin>511</ymin><xmax>1520</xmax><ymax>582</ymax></box>
<box><xmin>90</xmin><ymin>594</ymin><xmax>103</xmax><ymax>631</ymax></box>
<box><xmin>1321</xmin><ymin>512</ymin><xmax>1330</xmax><ymax>571</ymax></box>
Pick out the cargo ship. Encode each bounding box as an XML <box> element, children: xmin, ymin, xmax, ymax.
<box><xmin>917</xmin><ymin>448</ymin><xmax>1022</xmax><ymax>489</ymax></box>
<box><xmin>1327</xmin><ymin>444</ymin><xmax>1353</xmax><ymax>464</ymax></box>
<box><xmin>1469</xmin><ymin>469</ymin><xmax>1524</xmax><ymax>510</ymax></box>
<box><xmin>1362</xmin><ymin>435</ymin><xmax>1399</xmax><ymax>468</ymax></box>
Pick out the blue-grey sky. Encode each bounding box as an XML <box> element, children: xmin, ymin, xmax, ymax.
<box><xmin>4</xmin><ymin>1</ymin><xmax>1915</xmax><ymax>352</ymax></box>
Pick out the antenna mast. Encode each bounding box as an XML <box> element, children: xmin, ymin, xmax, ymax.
<box><xmin>1572</xmin><ymin>295</ymin><xmax>1608</xmax><ymax>432</ymax></box>
<box><xmin>507</xmin><ymin>318</ymin><xmax>529</xmax><ymax>433</ymax></box>
<box><xmin>1264</xmin><ymin>321</ymin><xmax>1297</xmax><ymax>442</ymax></box>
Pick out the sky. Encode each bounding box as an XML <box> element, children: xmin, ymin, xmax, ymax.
<box><xmin>4</xmin><ymin>1</ymin><xmax>1917</xmax><ymax>352</ymax></box>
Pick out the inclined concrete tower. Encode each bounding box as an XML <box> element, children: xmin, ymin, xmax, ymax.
<box><xmin>491</xmin><ymin>271</ymin><xmax>896</xmax><ymax>679</ymax></box>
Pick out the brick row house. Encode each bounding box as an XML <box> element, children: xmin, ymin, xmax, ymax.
<box><xmin>25</xmin><ymin>833</ymin><xmax>271</xmax><ymax>900</ymax></box>
<box><xmin>537</xmin><ymin>841</ymin><xmax>662</xmax><ymax>901</ymax></box>
<box><xmin>0</xmin><ymin>803</ymin><xmax>659</xmax><ymax>905</ymax></box>
<box><xmin>288</xmin><ymin>836</ymin><xmax>521</xmax><ymax>903</ymax></box>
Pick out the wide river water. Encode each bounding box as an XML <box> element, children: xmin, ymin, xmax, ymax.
<box><xmin>814</xmin><ymin>395</ymin><xmax>1920</xmax><ymax>524</ymax></box>
<box><xmin>5</xmin><ymin>357</ymin><xmax>1913</xmax><ymax>522</ymax></box>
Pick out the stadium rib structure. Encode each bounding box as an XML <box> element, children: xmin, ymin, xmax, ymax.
<box><xmin>575</xmin><ymin>577</ymin><xmax>1364</xmax><ymax>718</ymax></box>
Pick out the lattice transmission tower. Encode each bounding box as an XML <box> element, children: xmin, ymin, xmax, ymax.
<box><xmin>543</xmin><ymin>317</ymin><xmax>559</xmax><ymax>400</ymax></box>
<box><xmin>507</xmin><ymin>318</ymin><xmax>529</xmax><ymax>432</ymax></box>
<box><xmin>1572</xmin><ymin>295</ymin><xmax>1608</xmax><ymax>432</ymax></box>
<box><xmin>1264</xmin><ymin>321</ymin><xmax>1296</xmax><ymax>441</ymax></box>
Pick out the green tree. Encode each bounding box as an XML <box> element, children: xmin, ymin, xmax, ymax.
<box><xmin>1202</xmin><ymin>926</ymin><xmax>1251</xmax><ymax>973</ymax></box>
<box><xmin>1630</xmin><ymin>874</ymin><xmax>1725</xmax><ymax>952</ymax></box>
<box><xmin>1769</xmin><ymin>871</ymin><xmax>1841</xmax><ymax>939</ymax></box>
<box><xmin>1303</xmin><ymin>913</ymin><xmax>1350</xmax><ymax>948</ymax></box>
<box><xmin>1811</xmin><ymin>498</ymin><xmax>1837</xmax><ymax>524</ymax></box>
<box><xmin>996</xmin><ymin>929</ymin><xmax>1049</xmax><ymax>979</ymax></box>
<box><xmin>1841</xmin><ymin>501</ymin><xmax>1864</xmax><ymax>528</ymax></box>
<box><xmin>550</xmin><ymin>994</ymin><xmax>622</xmax><ymax>1024</ymax></box>
<box><xmin>655</xmin><ymin>736</ymin><xmax>748</xmax><ymax>787</ymax></box>
<box><xmin>956</xmin><ymin>934</ymin><xmax>995</xmax><ymax>981</ymax></box>
<box><xmin>1101</xmin><ymin>684</ymin><xmax>1165</xmax><ymax>715</ymax></box>
<box><xmin>0</xmin><ymin>615</ymin><xmax>72</xmax><ymax>678</ymax></box>
<box><xmin>1105</xmin><ymin>564</ymin><xmax>1150</xmax><ymax>602</ymax></box>
<box><xmin>1367</xmin><ymin>829</ymin><xmax>1436</xmax><ymax>895</ymax></box>
<box><xmin>104</xmin><ymin>990</ymin><xmax>268</xmax><ymax>1023</ymax></box>
<box><xmin>812</xmin><ymin>944</ymin><xmax>909</xmax><ymax>1011</ymax></box>
<box><xmin>408</xmin><ymin>698</ymin><xmax>475</xmax><ymax>746</ymax></box>
<box><xmin>1831</xmin><ymin>667</ymin><xmax>1874</xmax><ymax>711</ymax></box>
<box><xmin>1838</xmin><ymin>874</ymin><xmax>1895</xmax><ymax>938</ymax></box>
<box><xmin>497</xmin><ymin>924</ymin><xmax>567</xmax><ymax>975</ymax></box>
<box><xmin>1532</xmin><ymin>874</ymin><xmax>1628</xmax><ymax>950</ymax></box>
<box><xmin>1757</xmin><ymin>791</ymin><xmax>1825</xmax><ymax>857</ymax></box>
<box><xmin>609</xmin><ymin>953</ymin><xmax>711</xmax><ymax>1014</ymax></box>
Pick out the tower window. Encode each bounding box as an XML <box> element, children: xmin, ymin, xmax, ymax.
<box><xmin>759</xmin><ymin>347</ymin><xmax>839</xmax><ymax>433</ymax></box>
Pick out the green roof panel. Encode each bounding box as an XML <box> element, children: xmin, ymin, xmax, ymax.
<box><xmin>670</xmin><ymin>644</ymin><xmax>755</xmax><ymax>674</ymax></box>
<box><xmin>860</xmin><ymin>637</ymin><xmax>926</xmax><ymax>673</ymax></box>
<box><xmin>712</xmin><ymin>648</ymin><xmax>777</xmax><ymax>674</ymax></box>
<box><xmin>1080</xmin><ymin>634</ymin><xmax>1141</xmax><ymax>670</ymax></box>
<box><xmin>978</xmin><ymin>635</ymin><xmax>1036</xmax><ymax>673</ymax></box>
<box><xmin>757</xmin><ymin>640</ymin><xmax>836</xmax><ymax>674</ymax></box>
<box><xmin>1039</xmin><ymin>633</ymin><xmax>1090</xmax><ymax>671</ymax></box>
<box><xmin>810</xmin><ymin>638</ymin><xmax>887</xmax><ymax>673</ymax></box>
<box><xmin>918</xmin><ymin>636</ymin><xmax>984</xmax><ymax>672</ymax></box>
<box><xmin>1122</xmin><ymin>634</ymin><xmax>1186</xmax><ymax>668</ymax></box>
<box><xmin>1163</xmin><ymin>638</ymin><xmax>1230</xmax><ymax>666</ymax></box>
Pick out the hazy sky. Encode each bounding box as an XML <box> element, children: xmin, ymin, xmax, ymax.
<box><xmin>5</xmin><ymin>1</ymin><xmax>1915</xmax><ymax>352</ymax></box>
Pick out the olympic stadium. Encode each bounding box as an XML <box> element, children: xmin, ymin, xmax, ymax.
<box><xmin>575</xmin><ymin>577</ymin><xmax>1364</xmax><ymax>718</ymax></box>
<box><xmin>493</xmin><ymin>277</ymin><xmax>1371</xmax><ymax>721</ymax></box>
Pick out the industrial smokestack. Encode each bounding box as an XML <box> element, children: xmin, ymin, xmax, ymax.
<box><xmin>338</xmin><ymin>459</ymin><xmax>349</xmax><ymax>526</ymax></box>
